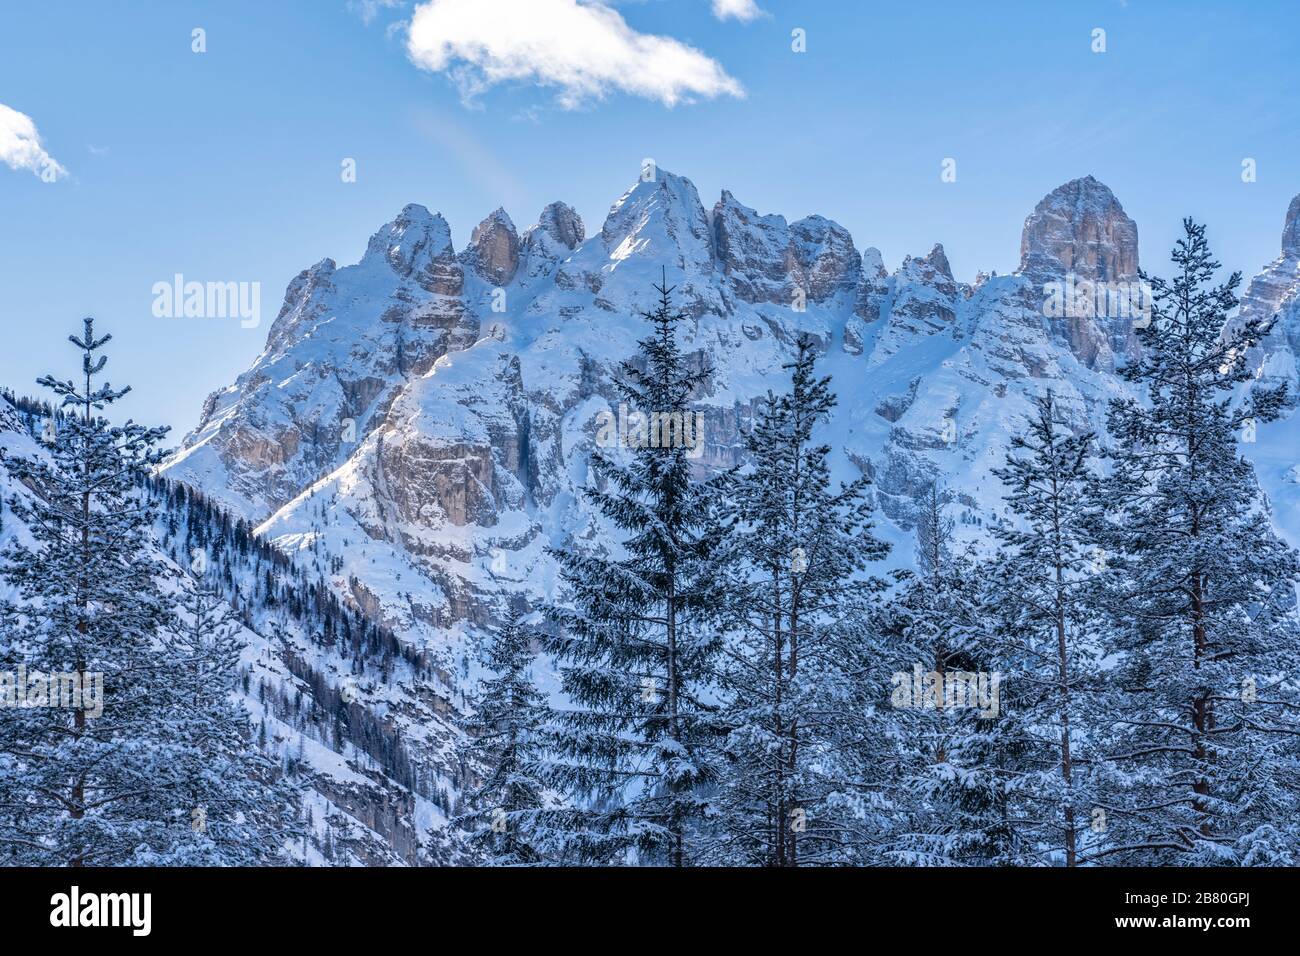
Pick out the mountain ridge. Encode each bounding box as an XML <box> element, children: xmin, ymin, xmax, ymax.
<box><xmin>158</xmin><ymin>168</ymin><xmax>1300</xmax><ymax>672</ymax></box>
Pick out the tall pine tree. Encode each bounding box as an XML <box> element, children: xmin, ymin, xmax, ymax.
<box><xmin>883</xmin><ymin>485</ymin><xmax>1010</xmax><ymax>864</ymax></box>
<box><xmin>0</xmin><ymin>319</ymin><xmax>185</xmax><ymax>864</ymax></box>
<box><xmin>1089</xmin><ymin>221</ymin><xmax>1300</xmax><ymax>864</ymax></box>
<box><xmin>989</xmin><ymin>392</ymin><xmax>1107</xmax><ymax>866</ymax></box>
<box><xmin>543</xmin><ymin>274</ymin><xmax>726</xmax><ymax>866</ymax></box>
<box><xmin>713</xmin><ymin>334</ymin><xmax>892</xmax><ymax>865</ymax></box>
<box><xmin>161</xmin><ymin>568</ymin><xmax>301</xmax><ymax>864</ymax></box>
<box><xmin>0</xmin><ymin>320</ymin><xmax>297</xmax><ymax>865</ymax></box>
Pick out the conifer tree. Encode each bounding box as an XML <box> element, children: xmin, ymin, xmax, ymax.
<box><xmin>713</xmin><ymin>334</ymin><xmax>891</xmax><ymax>865</ymax></box>
<box><xmin>543</xmin><ymin>274</ymin><xmax>726</xmax><ymax>866</ymax></box>
<box><xmin>1089</xmin><ymin>220</ymin><xmax>1300</xmax><ymax>863</ymax></box>
<box><xmin>989</xmin><ymin>392</ymin><xmax>1106</xmax><ymax>866</ymax></box>
<box><xmin>456</xmin><ymin>614</ymin><xmax>553</xmax><ymax>865</ymax></box>
<box><xmin>883</xmin><ymin>485</ymin><xmax>1009</xmax><ymax>864</ymax></box>
<box><xmin>0</xmin><ymin>320</ymin><xmax>299</xmax><ymax>865</ymax></box>
<box><xmin>161</xmin><ymin>568</ymin><xmax>301</xmax><ymax>864</ymax></box>
<box><xmin>0</xmin><ymin>319</ymin><xmax>184</xmax><ymax>864</ymax></box>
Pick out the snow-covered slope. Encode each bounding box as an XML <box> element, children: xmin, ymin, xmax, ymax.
<box><xmin>0</xmin><ymin>394</ymin><xmax>466</xmax><ymax>865</ymax></box>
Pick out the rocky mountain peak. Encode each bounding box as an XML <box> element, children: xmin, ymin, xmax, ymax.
<box><xmin>535</xmin><ymin>201</ymin><xmax>584</xmax><ymax>251</ymax></box>
<box><xmin>921</xmin><ymin>243</ymin><xmax>953</xmax><ymax>280</ymax></box>
<box><xmin>861</xmin><ymin>247</ymin><xmax>887</xmax><ymax>280</ymax></box>
<box><xmin>363</xmin><ymin>203</ymin><xmax>456</xmax><ymax>281</ymax></box>
<box><xmin>1233</xmin><ymin>192</ymin><xmax>1300</xmax><ymax>375</ymax></box>
<box><xmin>601</xmin><ymin>168</ymin><xmax>713</xmax><ymax>274</ymax></box>
<box><xmin>789</xmin><ymin>215</ymin><xmax>861</xmax><ymax>300</ymax></box>
<box><xmin>711</xmin><ymin>190</ymin><xmax>791</xmax><ymax>303</ymax></box>
<box><xmin>518</xmin><ymin>202</ymin><xmax>585</xmax><ymax>285</ymax></box>
<box><xmin>1019</xmin><ymin>175</ymin><xmax>1138</xmax><ymax>283</ymax></box>
<box><xmin>466</xmin><ymin>207</ymin><xmax>521</xmax><ymax>286</ymax></box>
<box><xmin>711</xmin><ymin>192</ymin><xmax>861</xmax><ymax>304</ymax></box>
<box><xmin>1282</xmin><ymin>193</ymin><xmax>1300</xmax><ymax>258</ymax></box>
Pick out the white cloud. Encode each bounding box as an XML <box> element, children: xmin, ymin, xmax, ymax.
<box><xmin>711</xmin><ymin>0</ymin><xmax>764</xmax><ymax>22</ymax></box>
<box><xmin>404</xmin><ymin>0</ymin><xmax>743</xmax><ymax>108</ymax></box>
<box><xmin>0</xmin><ymin>102</ymin><xmax>66</xmax><ymax>180</ymax></box>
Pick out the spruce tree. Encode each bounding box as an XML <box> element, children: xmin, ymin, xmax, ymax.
<box><xmin>161</xmin><ymin>568</ymin><xmax>301</xmax><ymax>864</ymax></box>
<box><xmin>456</xmin><ymin>614</ymin><xmax>552</xmax><ymax>865</ymax></box>
<box><xmin>883</xmin><ymin>485</ymin><xmax>1009</xmax><ymax>864</ymax></box>
<box><xmin>989</xmin><ymin>392</ymin><xmax>1107</xmax><ymax>866</ymax></box>
<box><xmin>0</xmin><ymin>319</ymin><xmax>184</xmax><ymax>864</ymax></box>
<box><xmin>713</xmin><ymin>334</ymin><xmax>892</xmax><ymax>865</ymax></box>
<box><xmin>543</xmin><ymin>274</ymin><xmax>726</xmax><ymax>866</ymax></box>
<box><xmin>1089</xmin><ymin>220</ymin><xmax>1300</xmax><ymax>864</ymax></box>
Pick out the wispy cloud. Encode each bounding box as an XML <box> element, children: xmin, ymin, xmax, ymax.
<box><xmin>404</xmin><ymin>0</ymin><xmax>743</xmax><ymax>109</ymax></box>
<box><xmin>409</xmin><ymin>104</ymin><xmax>527</xmax><ymax>210</ymax></box>
<box><xmin>348</xmin><ymin>0</ymin><xmax>406</xmax><ymax>27</ymax></box>
<box><xmin>0</xmin><ymin>102</ymin><xmax>66</xmax><ymax>180</ymax></box>
<box><xmin>711</xmin><ymin>0</ymin><xmax>764</xmax><ymax>22</ymax></box>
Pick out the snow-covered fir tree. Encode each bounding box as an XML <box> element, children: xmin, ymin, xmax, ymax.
<box><xmin>711</xmin><ymin>334</ymin><xmax>892</xmax><ymax>865</ymax></box>
<box><xmin>1089</xmin><ymin>220</ymin><xmax>1300</xmax><ymax>864</ymax></box>
<box><xmin>161</xmin><ymin>567</ymin><xmax>301</xmax><ymax>864</ymax></box>
<box><xmin>988</xmin><ymin>392</ymin><xmax>1108</xmax><ymax>866</ymax></box>
<box><xmin>456</xmin><ymin>613</ymin><xmax>553</xmax><ymax>865</ymax></box>
<box><xmin>543</xmin><ymin>275</ymin><xmax>728</xmax><ymax>866</ymax></box>
<box><xmin>882</xmin><ymin>485</ymin><xmax>1012</xmax><ymax>865</ymax></box>
<box><xmin>0</xmin><ymin>320</ymin><xmax>300</xmax><ymax>865</ymax></box>
<box><xmin>0</xmin><ymin>320</ymin><xmax>188</xmax><ymax>864</ymax></box>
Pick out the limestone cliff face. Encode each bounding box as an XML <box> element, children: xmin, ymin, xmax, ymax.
<box><xmin>1018</xmin><ymin>175</ymin><xmax>1142</xmax><ymax>370</ymax></box>
<box><xmin>464</xmin><ymin>208</ymin><xmax>520</xmax><ymax>287</ymax></box>
<box><xmin>712</xmin><ymin>192</ymin><xmax>864</xmax><ymax>309</ymax></box>
<box><xmin>519</xmin><ymin>201</ymin><xmax>584</xmax><ymax>283</ymax></box>
<box><xmin>1019</xmin><ymin>175</ymin><xmax>1138</xmax><ymax>283</ymax></box>
<box><xmin>1282</xmin><ymin>194</ymin><xmax>1300</xmax><ymax>258</ymax></box>
<box><xmin>1240</xmin><ymin>194</ymin><xmax>1300</xmax><ymax>327</ymax></box>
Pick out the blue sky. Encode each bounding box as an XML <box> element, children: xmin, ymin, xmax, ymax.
<box><xmin>1</xmin><ymin>0</ymin><xmax>1298</xmax><ymax>434</ymax></box>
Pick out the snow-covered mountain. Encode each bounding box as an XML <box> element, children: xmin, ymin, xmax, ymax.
<box><xmin>149</xmin><ymin>172</ymin><xmax>1300</xmax><ymax>862</ymax></box>
<box><xmin>162</xmin><ymin>170</ymin><xmax>1215</xmax><ymax>638</ymax></box>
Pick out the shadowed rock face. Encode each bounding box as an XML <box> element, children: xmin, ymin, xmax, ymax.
<box><xmin>790</xmin><ymin>215</ymin><xmax>862</xmax><ymax>301</ymax></box>
<box><xmin>712</xmin><ymin>190</ymin><xmax>794</xmax><ymax>304</ymax></box>
<box><xmin>517</xmin><ymin>202</ymin><xmax>585</xmax><ymax>285</ymax></box>
<box><xmin>364</xmin><ymin>204</ymin><xmax>463</xmax><ymax>296</ymax></box>
<box><xmin>466</xmin><ymin>208</ymin><xmax>520</xmax><ymax>286</ymax></box>
<box><xmin>711</xmin><ymin>192</ymin><xmax>863</xmax><ymax>306</ymax></box>
<box><xmin>537</xmin><ymin>200</ymin><xmax>584</xmax><ymax>250</ymax></box>
<box><xmin>1019</xmin><ymin>175</ymin><xmax>1139</xmax><ymax>283</ymax></box>
<box><xmin>1241</xmin><ymin>194</ymin><xmax>1300</xmax><ymax>320</ymax></box>
<box><xmin>1233</xmin><ymin>193</ymin><xmax>1300</xmax><ymax>396</ymax></box>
